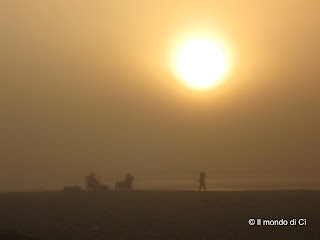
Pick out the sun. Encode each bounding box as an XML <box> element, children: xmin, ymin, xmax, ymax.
<box><xmin>176</xmin><ymin>39</ymin><xmax>227</xmax><ymax>89</ymax></box>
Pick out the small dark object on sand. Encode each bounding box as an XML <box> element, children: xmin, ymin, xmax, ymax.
<box><xmin>62</xmin><ymin>186</ymin><xmax>82</xmax><ymax>192</ymax></box>
<box><xmin>99</xmin><ymin>184</ymin><xmax>109</xmax><ymax>191</ymax></box>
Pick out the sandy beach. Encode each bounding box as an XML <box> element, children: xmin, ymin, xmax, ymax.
<box><xmin>0</xmin><ymin>190</ymin><xmax>319</xmax><ymax>240</ymax></box>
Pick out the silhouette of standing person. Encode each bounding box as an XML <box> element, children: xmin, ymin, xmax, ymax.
<box><xmin>199</xmin><ymin>171</ymin><xmax>206</xmax><ymax>192</ymax></box>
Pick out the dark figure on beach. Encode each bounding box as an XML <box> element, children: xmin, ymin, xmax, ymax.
<box><xmin>85</xmin><ymin>172</ymin><xmax>100</xmax><ymax>190</ymax></box>
<box><xmin>115</xmin><ymin>173</ymin><xmax>134</xmax><ymax>191</ymax></box>
<box><xmin>85</xmin><ymin>172</ymin><xmax>108</xmax><ymax>191</ymax></box>
<box><xmin>198</xmin><ymin>171</ymin><xmax>206</xmax><ymax>192</ymax></box>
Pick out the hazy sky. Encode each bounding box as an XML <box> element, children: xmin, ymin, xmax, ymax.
<box><xmin>1</xmin><ymin>1</ymin><xmax>319</xmax><ymax>190</ymax></box>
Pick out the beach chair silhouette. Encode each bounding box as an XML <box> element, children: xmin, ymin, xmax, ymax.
<box><xmin>115</xmin><ymin>174</ymin><xmax>134</xmax><ymax>191</ymax></box>
<box><xmin>85</xmin><ymin>175</ymin><xmax>100</xmax><ymax>191</ymax></box>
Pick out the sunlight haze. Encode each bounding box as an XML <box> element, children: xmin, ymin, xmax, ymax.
<box><xmin>1</xmin><ymin>0</ymin><xmax>320</xmax><ymax>192</ymax></box>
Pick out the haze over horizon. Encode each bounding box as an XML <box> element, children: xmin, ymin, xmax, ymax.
<box><xmin>1</xmin><ymin>0</ymin><xmax>319</xmax><ymax>191</ymax></box>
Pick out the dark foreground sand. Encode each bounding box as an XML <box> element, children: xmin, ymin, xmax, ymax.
<box><xmin>0</xmin><ymin>190</ymin><xmax>319</xmax><ymax>240</ymax></box>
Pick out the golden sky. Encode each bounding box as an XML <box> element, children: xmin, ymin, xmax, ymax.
<box><xmin>1</xmin><ymin>0</ymin><xmax>320</xmax><ymax>190</ymax></box>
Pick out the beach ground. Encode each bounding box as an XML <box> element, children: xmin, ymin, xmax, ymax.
<box><xmin>0</xmin><ymin>190</ymin><xmax>319</xmax><ymax>239</ymax></box>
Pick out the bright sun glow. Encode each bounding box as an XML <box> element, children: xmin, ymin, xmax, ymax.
<box><xmin>176</xmin><ymin>39</ymin><xmax>227</xmax><ymax>89</ymax></box>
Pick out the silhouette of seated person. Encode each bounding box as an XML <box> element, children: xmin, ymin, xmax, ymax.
<box><xmin>115</xmin><ymin>173</ymin><xmax>134</xmax><ymax>190</ymax></box>
<box><xmin>86</xmin><ymin>172</ymin><xmax>100</xmax><ymax>190</ymax></box>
